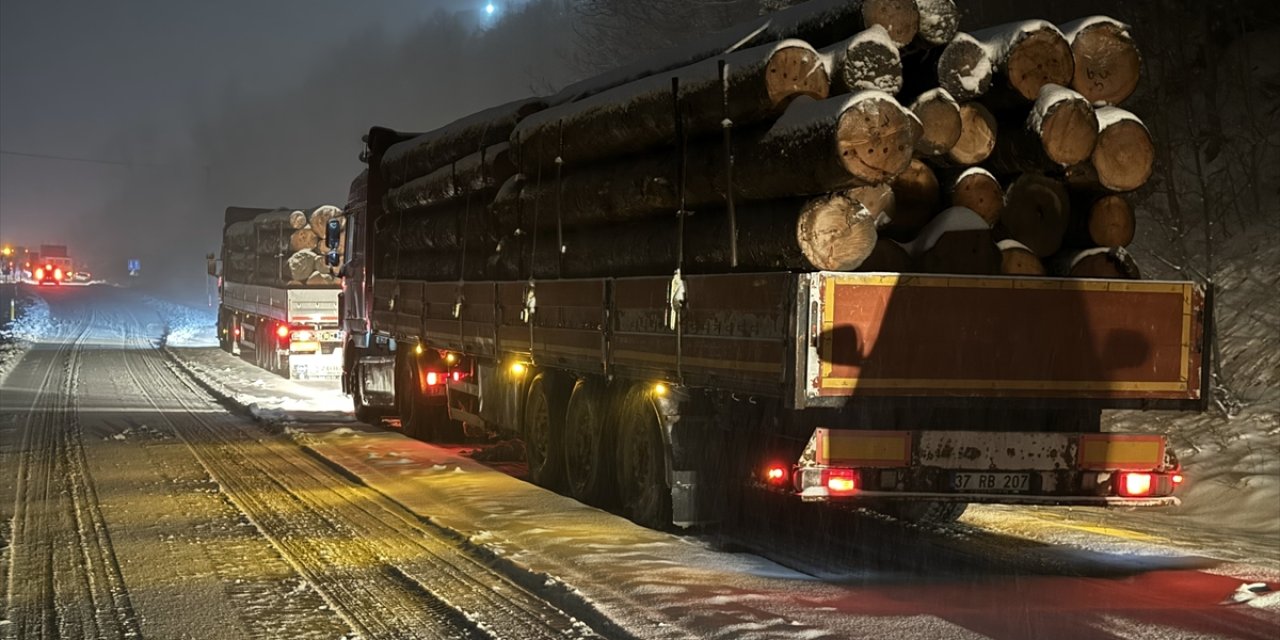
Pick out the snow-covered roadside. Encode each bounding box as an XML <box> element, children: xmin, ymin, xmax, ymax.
<box><xmin>143</xmin><ymin>296</ymin><xmax>219</xmax><ymax>348</ymax></box>
<box><xmin>0</xmin><ymin>292</ymin><xmax>53</xmax><ymax>384</ymax></box>
<box><xmin>165</xmin><ymin>346</ymin><xmax>353</xmax><ymax>425</ymax></box>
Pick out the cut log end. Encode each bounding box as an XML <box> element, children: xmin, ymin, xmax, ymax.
<box><xmin>913</xmin><ymin>0</ymin><xmax>960</xmax><ymax>46</ymax></box>
<box><xmin>835</xmin><ymin>95</ymin><xmax>919</xmax><ymax>184</ymax></box>
<box><xmin>998</xmin><ymin>241</ymin><xmax>1047</xmax><ymax>275</ymax></box>
<box><xmin>766</xmin><ymin>46</ymin><xmax>831</xmax><ymax>108</ymax></box>
<box><xmin>911</xmin><ymin>92</ymin><xmax>961</xmax><ymax>156</ymax></box>
<box><xmin>1087</xmin><ymin>195</ymin><xmax>1135</xmax><ymax>247</ymax></box>
<box><xmin>1002</xmin><ymin>173</ymin><xmax>1070</xmax><ymax>257</ymax></box>
<box><xmin>1039</xmin><ymin>95</ymin><xmax>1099</xmax><ymax>166</ymax></box>
<box><xmin>937</xmin><ymin>36</ymin><xmax>993</xmax><ymax>101</ymax></box>
<box><xmin>1093</xmin><ymin>119</ymin><xmax>1154</xmax><ymax>192</ymax></box>
<box><xmin>837</xmin><ymin>37</ymin><xmax>903</xmax><ymax>94</ymax></box>
<box><xmin>796</xmin><ymin>192</ymin><xmax>879</xmax><ymax>271</ymax></box>
<box><xmin>863</xmin><ymin>0</ymin><xmax>921</xmax><ymax>48</ymax></box>
<box><xmin>289</xmin><ymin>210</ymin><xmax>308</xmax><ymax>230</ymax></box>
<box><xmin>950</xmin><ymin>169</ymin><xmax>1004</xmax><ymax>225</ymax></box>
<box><xmin>1006</xmin><ymin>29</ymin><xmax>1075</xmax><ymax>101</ymax></box>
<box><xmin>946</xmin><ymin>102</ymin><xmax>997</xmax><ymax>165</ymax></box>
<box><xmin>1071</xmin><ymin>23</ymin><xmax>1141</xmax><ymax>105</ymax></box>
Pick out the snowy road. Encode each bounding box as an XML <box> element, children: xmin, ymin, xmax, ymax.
<box><xmin>1</xmin><ymin>284</ymin><xmax>1277</xmax><ymax>639</ymax></box>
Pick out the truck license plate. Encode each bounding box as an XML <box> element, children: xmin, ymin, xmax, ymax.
<box><xmin>951</xmin><ymin>472</ymin><xmax>1030</xmax><ymax>493</ymax></box>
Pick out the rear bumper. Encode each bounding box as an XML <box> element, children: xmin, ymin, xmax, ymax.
<box><xmin>805</xmin><ymin>490</ymin><xmax>1179</xmax><ymax>508</ymax></box>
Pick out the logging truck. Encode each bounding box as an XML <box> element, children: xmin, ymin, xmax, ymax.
<box><xmin>330</xmin><ymin>0</ymin><xmax>1206</xmax><ymax>528</ymax></box>
<box><xmin>211</xmin><ymin>206</ymin><xmax>344</xmax><ymax>380</ymax></box>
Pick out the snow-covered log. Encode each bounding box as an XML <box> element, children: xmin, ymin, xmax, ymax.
<box><xmin>941</xmin><ymin>102</ymin><xmax>997</xmax><ymax>166</ymax></box>
<box><xmin>997</xmin><ymin>239</ymin><xmax>1046</xmax><ymax>275</ymax></box>
<box><xmin>935</xmin><ymin>33</ymin><xmax>993</xmax><ymax>101</ymax></box>
<box><xmin>823</xmin><ymin>27</ymin><xmax>902</xmax><ymax>95</ymax></box>
<box><xmin>289</xmin><ymin>228</ymin><xmax>319</xmax><ymax>253</ymax></box>
<box><xmin>1066</xmin><ymin>107</ymin><xmax>1153</xmax><ymax>193</ymax></box>
<box><xmin>384</xmin><ymin>144</ymin><xmax>514</xmax><ymax>213</ymax></box>
<box><xmin>552</xmin><ymin>0</ymin><xmax>921</xmax><ymax>105</ymax></box>
<box><xmin>946</xmin><ymin>167</ymin><xmax>1003</xmax><ymax>225</ymax></box>
<box><xmin>912</xmin><ymin>0</ymin><xmax>960</xmax><ymax>47</ymax></box>
<box><xmin>907</xmin><ymin>206</ymin><xmax>1000</xmax><ymax>274</ymax></box>
<box><xmin>1055</xmin><ymin>246</ymin><xmax>1141</xmax><ymax>279</ymax></box>
<box><xmin>1067</xmin><ymin>194</ymin><xmax>1134</xmax><ymax>248</ymax></box>
<box><xmin>380</xmin><ymin>97</ymin><xmax>547</xmax><ymax>189</ymax></box>
<box><xmin>1060</xmin><ymin>16</ymin><xmax>1141</xmax><ymax>106</ymax></box>
<box><xmin>515</xmin><ymin>40</ymin><xmax>828</xmax><ymax>172</ymax></box>
<box><xmin>386</xmin><ymin>194</ymin><xmax>503</xmax><ymax>253</ymax></box>
<box><xmin>962</xmin><ymin>20</ymin><xmax>1075</xmax><ymax>103</ymax></box>
<box><xmin>882</xmin><ymin>159</ymin><xmax>940</xmax><ymax>240</ymax></box>
<box><xmin>1001</xmin><ymin>173</ymin><xmax>1070</xmax><ymax>257</ymax></box>
<box><xmin>988</xmin><ymin>84</ymin><xmax>1098</xmax><ymax>173</ymax></box>
<box><xmin>288</xmin><ymin>249</ymin><xmax>321</xmax><ymax>282</ymax></box>
<box><xmin>496</xmin><ymin>92</ymin><xmax>919</xmax><ymax>229</ymax></box>
<box><xmin>909</xmin><ymin>88</ymin><xmax>960</xmax><ymax>156</ymax></box>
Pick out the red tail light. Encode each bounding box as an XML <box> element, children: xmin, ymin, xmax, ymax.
<box><xmin>1119</xmin><ymin>472</ymin><xmax>1153</xmax><ymax>497</ymax></box>
<box><xmin>764</xmin><ymin>465</ymin><xmax>788</xmax><ymax>486</ymax></box>
<box><xmin>822</xmin><ymin>468</ymin><xmax>859</xmax><ymax>494</ymax></box>
<box><xmin>452</xmin><ymin>371</ymin><xmax>461</xmax><ymax>382</ymax></box>
<box><xmin>276</xmin><ymin>325</ymin><xmax>290</xmax><ymax>339</ymax></box>
<box><xmin>425</xmin><ymin>371</ymin><xmax>439</xmax><ymax>386</ymax></box>
<box><xmin>53</xmin><ymin>268</ymin><xmax>63</xmax><ymax>281</ymax></box>
<box><xmin>34</xmin><ymin>267</ymin><xmax>44</xmax><ymax>279</ymax></box>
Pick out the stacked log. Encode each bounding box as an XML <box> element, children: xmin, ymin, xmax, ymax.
<box><xmin>365</xmin><ymin>4</ymin><xmax>1151</xmax><ymax>283</ymax></box>
<box><xmin>221</xmin><ymin>206</ymin><xmax>342</xmax><ymax>287</ymax></box>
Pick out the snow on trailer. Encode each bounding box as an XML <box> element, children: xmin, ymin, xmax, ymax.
<box><xmin>324</xmin><ymin>0</ymin><xmax>1207</xmax><ymax>530</ymax></box>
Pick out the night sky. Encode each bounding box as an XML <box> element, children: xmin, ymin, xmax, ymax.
<box><xmin>1</xmin><ymin>0</ymin><xmax>549</xmax><ymax>297</ymax></box>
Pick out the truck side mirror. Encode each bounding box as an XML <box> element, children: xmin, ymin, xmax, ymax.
<box><xmin>325</xmin><ymin>218</ymin><xmax>342</xmax><ymax>251</ymax></box>
<box><xmin>326</xmin><ymin>250</ymin><xmax>341</xmax><ymax>268</ymax></box>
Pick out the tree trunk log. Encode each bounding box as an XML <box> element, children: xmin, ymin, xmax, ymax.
<box><xmin>1055</xmin><ymin>247</ymin><xmax>1141</xmax><ymax>279</ymax></box>
<box><xmin>936</xmin><ymin>32</ymin><xmax>993</xmax><ymax>101</ymax></box>
<box><xmin>289</xmin><ymin>228</ymin><xmax>319</xmax><ymax>253</ymax></box>
<box><xmin>942</xmin><ymin>102</ymin><xmax>997</xmax><ymax>165</ymax></box>
<box><xmin>1001</xmin><ymin>173</ymin><xmax>1070</xmax><ymax>257</ymax></box>
<box><xmin>912</xmin><ymin>0</ymin><xmax>960</xmax><ymax>47</ymax></box>
<box><xmin>856</xmin><ymin>237</ymin><xmax>913</xmax><ymax>272</ymax></box>
<box><xmin>383</xmin><ymin>193</ymin><xmax>504</xmax><ymax>253</ymax></box>
<box><xmin>1060</xmin><ymin>16</ymin><xmax>1141</xmax><ymax>106</ymax></box>
<box><xmin>971</xmin><ymin>20</ymin><xmax>1075</xmax><ymax>103</ymax></box>
<box><xmin>946</xmin><ymin>167</ymin><xmax>1003</xmax><ymax>225</ymax></box>
<box><xmin>385</xmin><ymin>144</ymin><xmax>515</xmax><ymax>213</ymax></box>
<box><xmin>307</xmin><ymin>205</ymin><xmax>342</xmax><ymax>239</ymax></box>
<box><xmin>518</xmin><ymin>41</ymin><xmax>828</xmax><ymax>173</ymax></box>
<box><xmin>909</xmin><ymin>88</ymin><xmax>960</xmax><ymax>157</ymax></box>
<box><xmin>882</xmin><ymin>159</ymin><xmax>940</xmax><ymax>241</ymax></box>
<box><xmin>989</xmin><ymin>84</ymin><xmax>1098</xmax><ymax>174</ymax></box>
<box><xmin>1066</xmin><ymin>107</ymin><xmax>1153</xmax><ymax>192</ymax></box>
<box><xmin>501</xmin><ymin>193</ymin><xmax>878</xmax><ymax>279</ymax></box>
<box><xmin>288</xmin><ymin>249</ymin><xmax>320</xmax><ymax>282</ymax></box>
<box><xmin>380</xmin><ymin>97</ymin><xmax>547</xmax><ymax>188</ymax></box>
<box><xmin>495</xmin><ymin>92</ymin><xmax>919</xmax><ymax>230</ymax></box>
<box><xmin>1067</xmin><ymin>194</ymin><xmax>1135</xmax><ymax>248</ymax></box>
<box><xmin>289</xmin><ymin>210</ymin><xmax>308</xmax><ymax>230</ymax></box>
<box><xmin>997</xmin><ymin>239</ymin><xmax>1046</xmax><ymax>275</ymax></box>
<box><xmin>824</xmin><ymin>27</ymin><xmax>902</xmax><ymax>95</ymax></box>
<box><xmin>553</xmin><ymin>0</ymin><xmax>920</xmax><ymax>106</ymax></box>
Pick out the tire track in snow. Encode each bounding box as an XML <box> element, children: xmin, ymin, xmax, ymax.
<box><xmin>120</xmin><ymin>325</ymin><xmax>611</xmax><ymax>640</ymax></box>
<box><xmin>3</xmin><ymin>311</ymin><xmax>142</xmax><ymax>640</ymax></box>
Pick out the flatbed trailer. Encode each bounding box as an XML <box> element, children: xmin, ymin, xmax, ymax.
<box><xmin>339</xmin><ymin>161</ymin><xmax>1209</xmax><ymax>525</ymax></box>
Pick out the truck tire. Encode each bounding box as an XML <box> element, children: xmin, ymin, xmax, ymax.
<box><xmin>562</xmin><ymin>378</ymin><xmax>613</xmax><ymax>505</ymax></box>
<box><xmin>523</xmin><ymin>373</ymin><xmax>566</xmax><ymax>490</ymax></box>
<box><xmin>883</xmin><ymin>501</ymin><xmax>969</xmax><ymax>524</ymax></box>
<box><xmin>615</xmin><ymin>386</ymin><xmax>671</xmax><ymax>529</ymax></box>
<box><xmin>352</xmin><ymin>363</ymin><xmax>383</xmax><ymax>425</ymax></box>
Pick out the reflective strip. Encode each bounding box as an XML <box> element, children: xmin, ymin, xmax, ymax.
<box><xmin>817</xmin><ymin>429</ymin><xmax>911</xmax><ymax>467</ymax></box>
<box><xmin>1078</xmin><ymin>434</ymin><xmax>1165</xmax><ymax>470</ymax></box>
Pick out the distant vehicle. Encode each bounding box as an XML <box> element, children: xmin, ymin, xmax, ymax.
<box><xmin>34</xmin><ymin>263</ymin><xmax>64</xmax><ymax>286</ymax></box>
<box><xmin>212</xmin><ymin>206</ymin><xmax>344</xmax><ymax>380</ymax></box>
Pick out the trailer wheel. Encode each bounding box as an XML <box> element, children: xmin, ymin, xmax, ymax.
<box><xmin>523</xmin><ymin>373</ymin><xmax>566</xmax><ymax>489</ymax></box>
<box><xmin>615</xmin><ymin>387</ymin><xmax>671</xmax><ymax>528</ymax></box>
<box><xmin>562</xmin><ymin>378</ymin><xmax>613</xmax><ymax>504</ymax></box>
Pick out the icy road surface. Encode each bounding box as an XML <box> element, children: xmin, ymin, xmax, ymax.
<box><xmin>0</xmin><ymin>284</ymin><xmax>1277</xmax><ymax>639</ymax></box>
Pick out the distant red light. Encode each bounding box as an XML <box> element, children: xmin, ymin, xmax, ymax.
<box><xmin>823</xmin><ymin>468</ymin><xmax>859</xmax><ymax>494</ymax></box>
<box><xmin>1171</xmin><ymin>474</ymin><xmax>1184</xmax><ymax>485</ymax></box>
<box><xmin>276</xmin><ymin>325</ymin><xmax>290</xmax><ymax>339</ymax></box>
<box><xmin>765</xmin><ymin>465</ymin><xmax>787</xmax><ymax>485</ymax></box>
<box><xmin>233</xmin><ymin>328</ymin><xmax>240</xmax><ymax>337</ymax></box>
<box><xmin>53</xmin><ymin>268</ymin><xmax>63</xmax><ymax>281</ymax></box>
<box><xmin>451</xmin><ymin>370</ymin><xmax>461</xmax><ymax>382</ymax></box>
<box><xmin>425</xmin><ymin>371</ymin><xmax>439</xmax><ymax>386</ymax></box>
<box><xmin>34</xmin><ymin>267</ymin><xmax>44</xmax><ymax>280</ymax></box>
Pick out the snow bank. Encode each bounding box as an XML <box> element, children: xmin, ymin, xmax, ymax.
<box><xmin>144</xmin><ymin>297</ymin><xmax>218</xmax><ymax>347</ymax></box>
<box><xmin>0</xmin><ymin>292</ymin><xmax>52</xmax><ymax>383</ymax></box>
